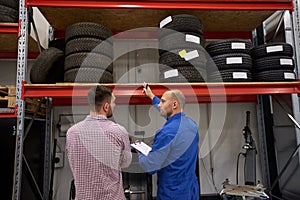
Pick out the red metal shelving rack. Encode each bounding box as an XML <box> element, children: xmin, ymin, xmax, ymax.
<box><xmin>0</xmin><ymin>23</ymin><xmax>19</xmax><ymax>117</ymax></box>
<box><xmin>26</xmin><ymin>0</ymin><xmax>293</xmax><ymax>10</ymax></box>
<box><xmin>23</xmin><ymin>81</ymin><xmax>300</xmax><ymax>105</ymax></box>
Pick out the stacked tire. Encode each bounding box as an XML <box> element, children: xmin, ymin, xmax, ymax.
<box><xmin>158</xmin><ymin>14</ymin><xmax>207</xmax><ymax>83</ymax></box>
<box><xmin>30</xmin><ymin>47</ymin><xmax>65</xmax><ymax>84</ymax></box>
<box><xmin>64</xmin><ymin>22</ymin><xmax>114</xmax><ymax>83</ymax></box>
<box><xmin>251</xmin><ymin>42</ymin><xmax>296</xmax><ymax>81</ymax></box>
<box><xmin>0</xmin><ymin>0</ymin><xmax>19</xmax><ymax>23</ymax></box>
<box><xmin>206</xmin><ymin>39</ymin><xmax>253</xmax><ymax>82</ymax></box>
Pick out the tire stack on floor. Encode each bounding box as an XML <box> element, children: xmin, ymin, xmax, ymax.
<box><xmin>251</xmin><ymin>42</ymin><xmax>296</xmax><ymax>81</ymax></box>
<box><xmin>158</xmin><ymin>14</ymin><xmax>207</xmax><ymax>83</ymax></box>
<box><xmin>64</xmin><ymin>22</ymin><xmax>114</xmax><ymax>83</ymax></box>
<box><xmin>205</xmin><ymin>39</ymin><xmax>253</xmax><ymax>82</ymax></box>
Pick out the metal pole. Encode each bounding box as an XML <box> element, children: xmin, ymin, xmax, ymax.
<box><xmin>12</xmin><ymin>0</ymin><xmax>28</xmax><ymax>198</ymax></box>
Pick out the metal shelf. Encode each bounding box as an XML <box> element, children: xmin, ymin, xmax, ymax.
<box><xmin>0</xmin><ymin>23</ymin><xmax>19</xmax><ymax>34</ymax></box>
<box><xmin>27</xmin><ymin>0</ymin><xmax>293</xmax><ymax>10</ymax></box>
<box><xmin>23</xmin><ymin>81</ymin><xmax>300</xmax><ymax>105</ymax></box>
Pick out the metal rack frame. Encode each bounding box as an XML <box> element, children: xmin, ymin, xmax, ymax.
<box><xmin>8</xmin><ymin>0</ymin><xmax>299</xmax><ymax>199</ymax></box>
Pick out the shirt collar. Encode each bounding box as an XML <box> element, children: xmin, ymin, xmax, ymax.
<box><xmin>167</xmin><ymin>112</ymin><xmax>185</xmax><ymax>121</ymax></box>
<box><xmin>86</xmin><ymin>115</ymin><xmax>107</xmax><ymax>120</ymax></box>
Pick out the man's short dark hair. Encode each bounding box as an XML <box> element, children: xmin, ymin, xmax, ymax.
<box><xmin>88</xmin><ymin>86</ymin><xmax>112</xmax><ymax>111</ymax></box>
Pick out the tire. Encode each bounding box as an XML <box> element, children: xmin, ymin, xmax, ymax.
<box><xmin>253</xmin><ymin>56</ymin><xmax>295</xmax><ymax>72</ymax></box>
<box><xmin>159</xmin><ymin>32</ymin><xmax>204</xmax><ymax>52</ymax></box>
<box><xmin>253</xmin><ymin>70</ymin><xmax>296</xmax><ymax>81</ymax></box>
<box><xmin>65</xmin><ymin>22</ymin><xmax>113</xmax><ymax>43</ymax></box>
<box><xmin>64</xmin><ymin>52</ymin><xmax>113</xmax><ymax>73</ymax></box>
<box><xmin>159</xmin><ymin>49</ymin><xmax>207</xmax><ymax>69</ymax></box>
<box><xmin>158</xmin><ymin>14</ymin><xmax>203</xmax><ymax>39</ymax></box>
<box><xmin>210</xmin><ymin>53</ymin><xmax>252</xmax><ymax>71</ymax></box>
<box><xmin>64</xmin><ymin>67</ymin><xmax>113</xmax><ymax>83</ymax></box>
<box><xmin>0</xmin><ymin>0</ymin><xmax>19</xmax><ymax>9</ymax></box>
<box><xmin>205</xmin><ymin>39</ymin><xmax>252</xmax><ymax>56</ymax></box>
<box><xmin>208</xmin><ymin>69</ymin><xmax>252</xmax><ymax>82</ymax></box>
<box><xmin>159</xmin><ymin>65</ymin><xmax>206</xmax><ymax>83</ymax></box>
<box><xmin>30</xmin><ymin>47</ymin><xmax>65</xmax><ymax>83</ymax></box>
<box><xmin>251</xmin><ymin>42</ymin><xmax>293</xmax><ymax>59</ymax></box>
<box><xmin>0</xmin><ymin>5</ymin><xmax>18</xmax><ymax>22</ymax></box>
<box><xmin>65</xmin><ymin>37</ymin><xmax>113</xmax><ymax>58</ymax></box>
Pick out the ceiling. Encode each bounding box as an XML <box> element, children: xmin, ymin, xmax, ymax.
<box><xmin>0</xmin><ymin>7</ymin><xmax>276</xmax><ymax>55</ymax></box>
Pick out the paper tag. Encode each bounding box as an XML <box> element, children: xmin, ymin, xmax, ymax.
<box><xmin>184</xmin><ymin>50</ymin><xmax>199</xmax><ymax>61</ymax></box>
<box><xmin>179</xmin><ymin>50</ymin><xmax>187</xmax><ymax>58</ymax></box>
<box><xmin>186</xmin><ymin>34</ymin><xmax>200</xmax><ymax>44</ymax></box>
<box><xmin>284</xmin><ymin>72</ymin><xmax>295</xmax><ymax>79</ymax></box>
<box><xmin>226</xmin><ymin>57</ymin><xmax>243</xmax><ymax>64</ymax></box>
<box><xmin>164</xmin><ymin>69</ymin><xmax>179</xmax><ymax>79</ymax></box>
<box><xmin>231</xmin><ymin>42</ymin><xmax>246</xmax><ymax>49</ymax></box>
<box><xmin>233</xmin><ymin>72</ymin><xmax>247</xmax><ymax>79</ymax></box>
<box><xmin>160</xmin><ymin>16</ymin><xmax>172</xmax><ymax>28</ymax></box>
<box><xmin>266</xmin><ymin>45</ymin><xmax>283</xmax><ymax>53</ymax></box>
<box><xmin>280</xmin><ymin>58</ymin><xmax>293</xmax><ymax>65</ymax></box>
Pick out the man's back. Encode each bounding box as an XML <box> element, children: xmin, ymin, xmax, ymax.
<box><xmin>66</xmin><ymin>115</ymin><xmax>131</xmax><ymax>200</ymax></box>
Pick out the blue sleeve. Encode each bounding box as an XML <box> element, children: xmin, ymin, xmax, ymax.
<box><xmin>152</xmin><ymin>96</ymin><xmax>160</xmax><ymax>112</ymax></box>
<box><xmin>139</xmin><ymin>129</ymin><xmax>174</xmax><ymax>174</ymax></box>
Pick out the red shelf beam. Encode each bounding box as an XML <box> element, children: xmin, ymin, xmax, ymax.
<box><xmin>23</xmin><ymin>82</ymin><xmax>300</xmax><ymax>105</ymax></box>
<box><xmin>27</xmin><ymin>0</ymin><xmax>293</xmax><ymax>10</ymax></box>
<box><xmin>0</xmin><ymin>23</ymin><xmax>19</xmax><ymax>34</ymax></box>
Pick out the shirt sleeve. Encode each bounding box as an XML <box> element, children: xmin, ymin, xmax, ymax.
<box><xmin>139</xmin><ymin>129</ymin><xmax>174</xmax><ymax>174</ymax></box>
<box><xmin>152</xmin><ymin>96</ymin><xmax>161</xmax><ymax>112</ymax></box>
<box><xmin>119</xmin><ymin>126</ymin><xmax>132</xmax><ymax>168</ymax></box>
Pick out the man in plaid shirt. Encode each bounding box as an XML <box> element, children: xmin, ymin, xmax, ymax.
<box><xmin>66</xmin><ymin>86</ymin><xmax>132</xmax><ymax>200</ymax></box>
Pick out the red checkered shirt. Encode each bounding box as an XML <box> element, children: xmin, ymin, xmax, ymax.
<box><xmin>66</xmin><ymin>115</ymin><xmax>132</xmax><ymax>200</ymax></box>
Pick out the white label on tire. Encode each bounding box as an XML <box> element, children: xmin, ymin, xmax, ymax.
<box><xmin>226</xmin><ymin>57</ymin><xmax>243</xmax><ymax>64</ymax></box>
<box><xmin>164</xmin><ymin>69</ymin><xmax>179</xmax><ymax>79</ymax></box>
<box><xmin>233</xmin><ymin>72</ymin><xmax>247</xmax><ymax>79</ymax></box>
<box><xmin>266</xmin><ymin>45</ymin><xmax>283</xmax><ymax>53</ymax></box>
<box><xmin>186</xmin><ymin>34</ymin><xmax>200</xmax><ymax>44</ymax></box>
<box><xmin>160</xmin><ymin>16</ymin><xmax>172</xmax><ymax>28</ymax></box>
<box><xmin>284</xmin><ymin>72</ymin><xmax>295</xmax><ymax>79</ymax></box>
<box><xmin>280</xmin><ymin>58</ymin><xmax>293</xmax><ymax>65</ymax></box>
<box><xmin>184</xmin><ymin>50</ymin><xmax>199</xmax><ymax>61</ymax></box>
<box><xmin>231</xmin><ymin>43</ymin><xmax>246</xmax><ymax>49</ymax></box>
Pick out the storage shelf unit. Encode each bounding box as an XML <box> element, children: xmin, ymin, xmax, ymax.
<box><xmin>11</xmin><ymin>0</ymin><xmax>299</xmax><ymax>200</ymax></box>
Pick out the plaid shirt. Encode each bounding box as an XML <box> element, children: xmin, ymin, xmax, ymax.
<box><xmin>66</xmin><ymin>115</ymin><xmax>132</xmax><ymax>200</ymax></box>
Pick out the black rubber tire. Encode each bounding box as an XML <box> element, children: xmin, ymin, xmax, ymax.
<box><xmin>159</xmin><ymin>65</ymin><xmax>206</xmax><ymax>83</ymax></box>
<box><xmin>159</xmin><ymin>49</ymin><xmax>208</xmax><ymax>70</ymax></box>
<box><xmin>30</xmin><ymin>47</ymin><xmax>65</xmax><ymax>83</ymax></box>
<box><xmin>64</xmin><ymin>67</ymin><xmax>113</xmax><ymax>83</ymax></box>
<box><xmin>64</xmin><ymin>52</ymin><xmax>113</xmax><ymax>73</ymax></box>
<box><xmin>0</xmin><ymin>5</ymin><xmax>18</xmax><ymax>22</ymax></box>
<box><xmin>158</xmin><ymin>14</ymin><xmax>203</xmax><ymax>39</ymax></box>
<box><xmin>253</xmin><ymin>70</ymin><xmax>296</xmax><ymax>81</ymax></box>
<box><xmin>205</xmin><ymin>39</ymin><xmax>252</xmax><ymax>56</ymax></box>
<box><xmin>65</xmin><ymin>22</ymin><xmax>113</xmax><ymax>43</ymax></box>
<box><xmin>210</xmin><ymin>53</ymin><xmax>252</xmax><ymax>71</ymax></box>
<box><xmin>65</xmin><ymin>37</ymin><xmax>113</xmax><ymax>58</ymax></box>
<box><xmin>0</xmin><ymin>0</ymin><xmax>19</xmax><ymax>9</ymax></box>
<box><xmin>253</xmin><ymin>56</ymin><xmax>295</xmax><ymax>72</ymax></box>
<box><xmin>159</xmin><ymin>32</ymin><xmax>204</xmax><ymax>53</ymax></box>
<box><xmin>251</xmin><ymin>42</ymin><xmax>293</xmax><ymax>59</ymax></box>
<box><xmin>208</xmin><ymin>69</ymin><xmax>252</xmax><ymax>82</ymax></box>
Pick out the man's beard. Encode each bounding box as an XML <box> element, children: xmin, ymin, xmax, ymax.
<box><xmin>107</xmin><ymin>106</ymin><xmax>113</xmax><ymax>118</ymax></box>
